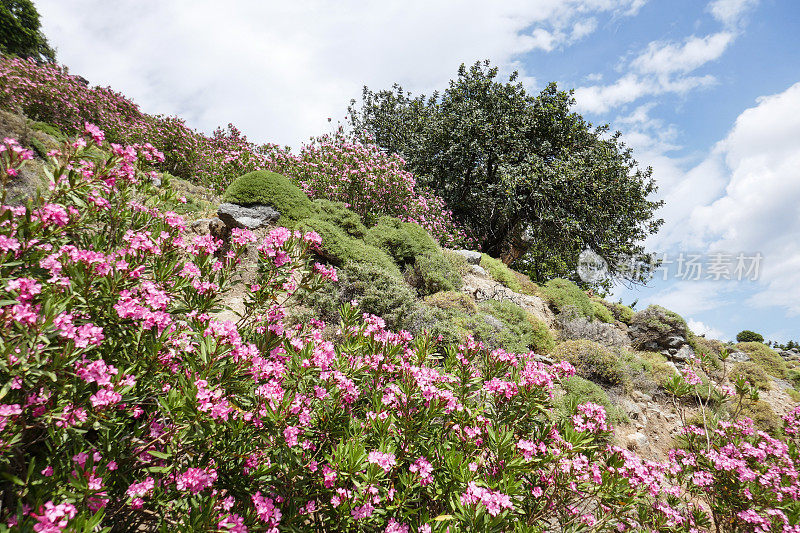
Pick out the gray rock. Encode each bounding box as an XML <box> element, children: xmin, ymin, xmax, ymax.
<box><xmin>628</xmin><ymin>305</ymin><xmax>688</xmax><ymax>352</ymax></box>
<box><xmin>151</xmin><ymin>176</ymin><xmax>162</xmax><ymax>187</ymax></box>
<box><xmin>217</xmin><ymin>203</ymin><xmax>279</xmax><ymax>230</ymax></box>
<box><xmin>534</xmin><ymin>354</ymin><xmax>555</xmax><ymax>365</ymax></box>
<box><xmin>481</xmin><ymin>314</ymin><xmax>505</xmax><ymax>331</ymax></box>
<box><xmin>190</xmin><ymin>218</ymin><xmax>213</xmax><ymax>234</ymax></box>
<box><xmin>727</xmin><ymin>351</ymin><xmax>750</xmax><ymax>363</ymax></box>
<box><xmin>632</xmin><ymin>391</ymin><xmax>653</xmax><ymax>403</ymax></box>
<box><xmin>670</xmin><ymin>345</ymin><xmax>694</xmax><ymax>363</ymax></box>
<box><xmin>558</xmin><ymin>316</ymin><xmax>630</xmax><ymax>347</ymax></box>
<box><xmin>626</xmin><ymin>432</ymin><xmax>649</xmax><ymax>450</ymax></box>
<box><xmin>453</xmin><ymin>249</ymin><xmax>482</xmax><ymax>265</ymax></box>
<box><xmin>470</xmin><ymin>264</ymin><xmax>489</xmax><ymax>277</ymax></box>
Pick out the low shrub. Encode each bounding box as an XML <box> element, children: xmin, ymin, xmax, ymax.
<box><xmin>788</xmin><ymin>368</ymin><xmax>800</xmax><ymax>389</ymax></box>
<box><xmin>313</xmin><ymin>198</ymin><xmax>367</xmax><ymax>238</ymax></box>
<box><xmin>540</xmin><ymin>278</ymin><xmax>594</xmax><ymax>319</ymax></box>
<box><xmin>406</xmin><ymin>249</ymin><xmax>462</xmax><ymax>296</ymax></box>
<box><xmin>606</xmin><ymin>302</ymin><xmax>635</xmax><ymax>324</ymax></box>
<box><xmin>365</xmin><ymin>216</ymin><xmax>440</xmax><ymax>266</ymax></box>
<box><xmin>442</xmin><ymin>248</ymin><xmax>470</xmax><ymax>277</ymax></box>
<box><xmin>337</xmin><ymin>261</ymin><xmax>420</xmax><ymax>331</ymax></box>
<box><xmin>738</xmin><ymin>341</ymin><xmax>788</xmax><ymax>378</ymax></box>
<box><xmin>29</xmin><ymin>119</ymin><xmax>68</xmax><ymax>141</ymax></box>
<box><xmin>296</xmin><ymin>218</ymin><xmax>401</xmax><ymax>276</ymax></box>
<box><xmin>731</xmin><ymin>361</ymin><xmax>773</xmax><ymax>391</ymax></box>
<box><xmin>627</xmin><ymin>351</ymin><xmax>676</xmax><ymax>391</ymax></box>
<box><xmin>591</xmin><ymin>299</ymin><xmax>614</xmax><ymax>323</ymax></box>
<box><xmin>736</xmin><ymin>330</ymin><xmax>764</xmax><ymax>343</ymax></box>
<box><xmin>223</xmin><ymin>170</ymin><xmax>316</xmax><ymax>224</ymax></box>
<box><xmin>424</xmin><ymin>291</ymin><xmax>477</xmax><ymax>314</ymax></box>
<box><xmin>557</xmin><ymin>376</ymin><xmax>627</xmax><ymax>426</ymax></box>
<box><xmin>737</xmin><ymin>401</ymin><xmax>783</xmax><ymax>436</ymax></box>
<box><xmin>480</xmin><ymin>253</ymin><xmax>522</xmax><ymax>293</ymax></box>
<box><xmin>482</xmin><ymin>300</ymin><xmax>556</xmax><ymax>355</ymax></box>
<box><xmin>551</xmin><ymin>339</ymin><xmax>628</xmax><ymax>387</ymax></box>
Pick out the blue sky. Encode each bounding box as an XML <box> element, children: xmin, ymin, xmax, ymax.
<box><xmin>37</xmin><ymin>0</ymin><xmax>800</xmax><ymax>342</ymax></box>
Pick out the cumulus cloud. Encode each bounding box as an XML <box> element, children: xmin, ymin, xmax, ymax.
<box><xmin>688</xmin><ymin>319</ymin><xmax>726</xmax><ymax>340</ymax></box>
<box><xmin>689</xmin><ymin>82</ymin><xmax>800</xmax><ymax>314</ymax></box>
<box><xmin>631</xmin><ymin>32</ymin><xmax>734</xmax><ymax>75</ymax></box>
<box><xmin>707</xmin><ymin>0</ymin><xmax>759</xmax><ymax>27</ymax></box>
<box><xmin>37</xmin><ymin>0</ymin><xmax>644</xmax><ymax>147</ymax></box>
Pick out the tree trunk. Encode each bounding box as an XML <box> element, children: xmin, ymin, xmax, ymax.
<box><xmin>498</xmin><ymin>218</ymin><xmax>534</xmax><ymax>265</ymax></box>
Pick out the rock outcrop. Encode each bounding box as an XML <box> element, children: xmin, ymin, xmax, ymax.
<box><xmin>217</xmin><ymin>203</ymin><xmax>280</xmax><ymax>230</ymax></box>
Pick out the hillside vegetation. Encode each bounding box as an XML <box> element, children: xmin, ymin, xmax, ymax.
<box><xmin>1</xmin><ymin>56</ymin><xmax>800</xmax><ymax>532</ymax></box>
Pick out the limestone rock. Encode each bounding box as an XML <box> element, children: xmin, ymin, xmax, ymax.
<box><xmin>452</xmin><ymin>249</ymin><xmax>482</xmax><ymax>265</ymax></box>
<box><xmin>217</xmin><ymin>203</ymin><xmax>279</xmax><ymax>230</ymax></box>
<box><xmin>727</xmin><ymin>351</ymin><xmax>751</xmax><ymax>363</ymax></box>
<box><xmin>470</xmin><ymin>264</ymin><xmax>489</xmax><ymax>277</ymax></box>
<box><xmin>626</xmin><ymin>432</ymin><xmax>649</xmax><ymax>450</ymax></box>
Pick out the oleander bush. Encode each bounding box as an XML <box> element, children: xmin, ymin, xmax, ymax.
<box><xmin>2</xmin><ymin>116</ymin><xmax>800</xmax><ymax>533</ymax></box>
<box><xmin>558</xmin><ymin>376</ymin><xmax>627</xmax><ymax>427</ymax></box>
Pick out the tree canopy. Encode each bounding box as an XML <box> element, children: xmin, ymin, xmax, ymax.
<box><xmin>348</xmin><ymin>61</ymin><xmax>663</xmax><ymax>287</ymax></box>
<box><xmin>0</xmin><ymin>0</ymin><xmax>55</xmax><ymax>62</ymax></box>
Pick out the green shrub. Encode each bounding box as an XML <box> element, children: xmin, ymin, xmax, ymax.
<box><xmin>29</xmin><ymin>120</ymin><xmax>67</xmax><ymax>141</ymax></box>
<box><xmin>607</xmin><ymin>302</ymin><xmax>635</xmax><ymax>324</ymax></box>
<box><xmin>480</xmin><ymin>253</ymin><xmax>522</xmax><ymax>293</ymax></box>
<box><xmin>591</xmin><ymin>300</ymin><xmax>614</xmax><ymax>323</ymax></box>
<box><xmin>738</xmin><ymin>342</ymin><xmax>787</xmax><ymax>379</ymax></box>
<box><xmin>557</xmin><ymin>376</ymin><xmax>627</xmax><ymax>426</ymax></box>
<box><xmin>365</xmin><ymin>216</ymin><xmax>439</xmax><ymax>266</ymax></box>
<box><xmin>29</xmin><ymin>137</ymin><xmax>49</xmax><ymax>159</ymax></box>
<box><xmin>736</xmin><ymin>330</ymin><xmax>764</xmax><ymax>343</ymax></box>
<box><xmin>295</xmin><ymin>218</ymin><xmax>400</xmax><ymax>277</ymax></box>
<box><xmin>788</xmin><ymin>368</ymin><xmax>800</xmax><ymax>390</ymax></box>
<box><xmin>540</xmin><ymin>278</ymin><xmax>593</xmax><ymax>319</ymax></box>
<box><xmin>731</xmin><ymin>361</ymin><xmax>773</xmax><ymax>391</ymax></box>
<box><xmin>223</xmin><ymin>170</ymin><xmax>316</xmax><ymax>224</ymax></box>
<box><xmin>406</xmin><ymin>250</ymin><xmax>462</xmax><ymax>296</ymax></box>
<box><xmin>442</xmin><ymin>249</ymin><xmax>470</xmax><ymax>277</ymax></box>
<box><xmin>313</xmin><ymin>199</ymin><xmax>367</xmax><ymax>238</ymax></box>
<box><xmin>337</xmin><ymin>262</ymin><xmax>420</xmax><ymax>331</ymax></box>
<box><xmin>626</xmin><ymin>351</ymin><xmax>676</xmax><ymax>391</ymax></box>
<box><xmin>481</xmin><ymin>300</ymin><xmax>555</xmax><ymax>355</ymax></box>
<box><xmin>737</xmin><ymin>400</ymin><xmax>783</xmax><ymax>436</ymax></box>
<box><xmin>552</xmin><ymin>339</ymin><xmax>627</xmax><ymax>387</ymax></box>
<box><xmin>424</xmin><ymin>291</ymin><xmax>477</xmax><ymax>314</ymax></box>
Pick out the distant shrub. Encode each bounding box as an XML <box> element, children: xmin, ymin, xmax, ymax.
<box><xmin>313</xmin><ymin>198</ymin><xmax>367</xmax><ymax>238</ymax></box>
<box><xmin>731</xmin><ymin>361</ymin><xmax>772</xmax><ymax>391</ymax></box>
<box><xmin>558</xmin><ymin>376</ymin><xmax>627</xmax><ymax>426</ymax></box>
<box><xmin>338</xmin><ymin>262</ymin><xmax>420</xmax><ymax>331</ymax></box>
<box><xmin>406</xmin><ymin>250</ymin><xmax>462</xmax><ymax>296</ymax></box>
<box><xmin>736</xmin><ymin>330</ymin><xmax>764</xmax><ymax>343</ymax></box>
<box><xmin>482</xmin><ymin>300</ymin><xmax>556</xmax><ymax>355</ymax></box>
<box><xmin>607</xmin><ymin>302</ymin><xmax>635</xmax><ymax>324</ymax></box>
<box><xmin>738</xmin><ymin>341</ymin><xmax>788</xmax><ymax>379</ymax></box>
<box><xmin>365</xmin><ymin>216</ymin><xmax>439</xmax><ymax>266</ymax></box>
<box><xmin>591</xmin><ymin>300</ymin><xmax>614</xmax><ymax>323</ymax></box>
<box><xmin>629</xmin><ymin>305</ymin><xmax>687</xmax><ymax>350</ymax></box>
<box><xmin>552</xmin><ymin>339</ymin><xmax>627</xmax><ymax>387</ymax></box>
<box><xmin>29</xmin><ymin>120</ymin><xmax>67</xmax><ymax>141</ymax></box>
<box><xmin>295</xmin><ymin>217</ymin><xmax>401</xmax><ymax>277</ymax></box>
<box><xmin>424</xmin><ymin>291</ymin><xmax>477</xmax><ymax>314</ymax></box>
<box><xmin>480</xmin><ymin>253</ymin><xmax>522</xmax><ymax>292</ymax></box>
<box><xmin>223</xmin><ymin>170</ymin><xmax>315</xmax><ymax>224</ymax></box>
<box><xmin>540</xmin><ymin>278</ymin><xmax>593</xmax><ymax>319</ymax></box>
<box><xmin>738</xmin><ymin>401</ymin><xmax>783</xmax><ymax>436</ymax></box>
<box><xmin>628</xmin><ymin>351</ymin><xmax>676</xmax><ymax>391</ymax></box>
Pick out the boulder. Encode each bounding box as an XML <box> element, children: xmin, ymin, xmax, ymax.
<box><xmin>670</xmin><ymin>345</ymin><xmax>694</xmax><ymax>363</ymax></box>
<box><xmin>452</xmin><ymin>249</ymin><xmax>482</xmax><ymax>265</ymax></box>
<box><xmin>628</xmin><ymin>305</ymin><xmax>688</xmax><ymax>352</ymax></box>
<box><xmin>626</xmin><ymin>432</ymin><xmax>649</xmax><ymax>450</ymax></box>
<box><xmin>217</xmin><ymin>203</ymin><xmax>279</xmax><ymax>230</ymax></box>
<box><xmin>727</xmin><ymin>351</ymin><xmax>751</xmax><ymax>363</ymax></box>
<box><xmin>470</xmin><ymin>264</ymin><xmax>489</xmax><ymax>277</ymax></box>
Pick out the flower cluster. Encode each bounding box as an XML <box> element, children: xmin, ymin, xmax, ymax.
<box><xmin>0</xmin><ymin>127</ymin><xmax>799</xmax><ymax>532</ymax></box>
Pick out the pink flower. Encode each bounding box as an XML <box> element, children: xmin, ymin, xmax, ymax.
<box><xmin>175</xmin><ymin>467</ymin><xmax>217</xmax><ymax>494</ymax></box>
<box><xmin>367</xmin><ymin>450</ymin><xmax>397</xmax><ymax>473</ymax></box>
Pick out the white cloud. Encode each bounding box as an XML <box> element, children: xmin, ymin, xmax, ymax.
<box><xmin>707</xmin><ymin>0</ymin><xmax>759</xmax><ymax>27</ymax></box>
<box><xmin>688</xmin><ymin>82</ymin><xmax>800</xmax><ymax>314</ymax></box>
<box><xmin>573</xmin><ymin>73</ymin><xmax>715</xmax><ymax>114</ymax></box>
<box><xmin>36</xmin><ymin>0</ymin><xmax>644</xmax><ymax>147</ymax></box>
<box><xmin>631</xmin><ymin>32</ymin><xmax>734</xmax><ymax>75</ymax></box>
<box><xmin>688</xmin><ymin>319</ymin><xmax>726</xmax><ymax>340</ymax></box>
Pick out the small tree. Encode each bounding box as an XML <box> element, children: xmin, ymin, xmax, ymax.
<box><xmin>0</xmin><ymin>0</ymin><xmax>56</xmax><ymax>62</ymax></box>
<box><xmin>349</xmin><ymin>61</ymin><xmax>663</xmax><ymax>288</ymax></box>
<box><xmin>736</xmin><ymin>330</ymin><xmax>764</xmax><ymax>343</ymax></box>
